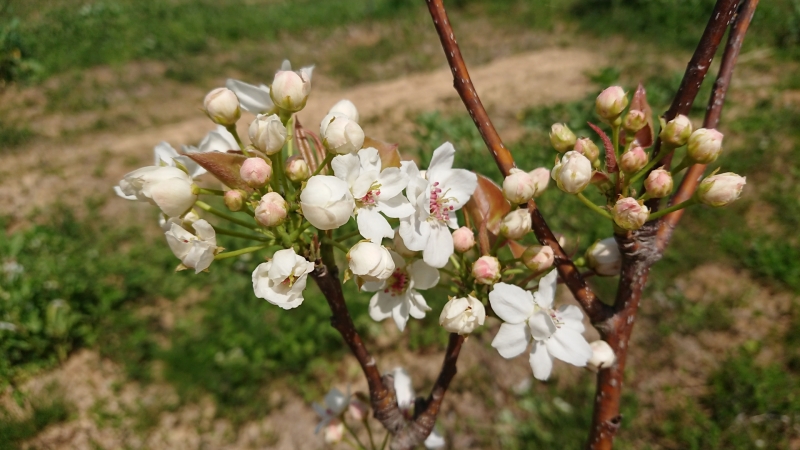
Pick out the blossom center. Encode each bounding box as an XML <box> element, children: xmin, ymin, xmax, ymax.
<box><xmin>429</xmin><ymin>181</ymin><xmax>455</xmax><ymax>222</ymax></box>
<box><xmin>383</xmin><ymin>268</ymin><xmax>410</xmax><ymax>296</ymax></box>
<box><xmin>357</xmin><ymin>183</ymin><xmax>381</xmax><ymax>207</ymax></box>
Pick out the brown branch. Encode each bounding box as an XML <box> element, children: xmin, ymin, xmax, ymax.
<box><xmin>656</xmin><ymin>0</ymin><xmax>759</xmax><ymax>252</ymax></box>
<box><xmin>426</xmin><ymin>0</ymin><xmax>604</xmax><ymax>325</ymax></box>
<box><xmin>648</xmin><ymin>0</ymin><xmax>740</xmax><ymax>176</ymax></box>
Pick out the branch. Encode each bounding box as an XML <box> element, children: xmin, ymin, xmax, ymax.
<box><xmin>656</xmin><ymin>0</ymin><xmax>759</xmax><ymax>252</ymax></box>
<box><xmin>648</xmin><ymin>0</ymin><xmax>740</xmax><ymax>176</ymax></box>
<box><xmin>425</xmin><ymin>0</ymin><xmax>606</xmax><ymax>324</ymax></box>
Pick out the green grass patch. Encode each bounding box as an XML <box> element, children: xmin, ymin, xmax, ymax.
<box><xmin>0</xmin><ymin>385</ymin><xmax>71</xmax><ymax>450</ymax></box>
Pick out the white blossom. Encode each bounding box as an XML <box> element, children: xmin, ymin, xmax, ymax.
<box><xmin>203</xmin><ymin>87</ymin><xmax>240</xmax><ymax>126</ymax></box>
<box><xmin>489</xmin><ymin>269</ymin><xmax>592</xmax><ymax>380</ymax></box>
<box><xmin>271</xmin><ymin>65</ymin><xmax>313</xmax><ymax>112</ymax></box>
<box><xmin>182</xmin><ymin>125</ymin><xmax>240</xmax><ymax>156</ymax></box>
<box><xmin>328</xmin><ymin>99</ymin><xmax>359</xmax><ymax>122</ymax></box>
<box><xmin>399</xmin><ymin>142</ymin><xmax>478</xmax><ymax>268</ymax></box>
<box><xmin>300</xmin><ymin>175</ymin><xmax>355</xmax><ymax>230</ymax></box>
<box><xmin>321</xmin><ymin>113</ymin><xmax>365</xmax><ymax>155</ymax></box>
<box><xmin>116</xmin><ymin>166</ymin><xmax>197</xmax><ymax>217</ymax></box>
<box><xmin>252</xmin><ymin>248</ymin><xmax>315</xmax><ymax>310</ymax></box>
<box><xmin>226</xmin><ymin>78</ymin><xmax>273</xmax><ymax>114</ymax></box>
<box><xmin>439</xmin><ymin>295</ymin><xmax>486</xmax><ymax>335</ymax></box>
<box><xmin>164</xmin><ymin>219</ymin><xmax>219</xmax><ymax>273</ymax></box>
<box><xmin>365</xmin><ymin>251</ymin><xmax>438</xmax><ymax>332</ymax></box>
<box><xmin>331</xmin><ymin>148</ymin><xmax>413</xmax><ymax>243</ymax></box>
<box><xmin>348</xmin><ymin>241</ymin><xmax>395</xmax><ymax>283</ymax></box>
<box><xmin>312</xmin><ymin>387</ymin><xmax>350</xmax><ymax>434</ymax></box>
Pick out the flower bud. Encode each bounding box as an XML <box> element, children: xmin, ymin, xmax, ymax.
<box><xmin>452</xmin><ymin>227</ymin><xmax>475</xmax><ymax>253</ymax></box>
<box><xmin>254</xmin><ymin>192</ymin><xmax>288</xmax><ymax>227</ymax></box>
<box><xmin>549</xmin><ymin>123</ymin><xmax>577</xmax><ymax>153</ymax></box>
<box><xmin>587</xmin><ymin>340</ymin><xmax>616</xmax><ymax>371</ymax></box>
<box><xmin>118</xmin><ymin>166</ymin><xmax>197</xmax><ymax>217</ymax></box>
<box><xmin>612</xmin><ymin>197</ymin><xmax>649</xmax><ymax>230</ymax></box>
<box><xmin>393</xmin><ymin>229</ymin><xmax>416</xmax><ymax>257</ymax></box>
<box><xmin>622</xmin><ymin>109</ymin><xmax>647</xmax><ymax>133</ymax></box>
<box><xmin>659</xmin><ymin>114</ymin><xmax>693</xmax><ymax>147</ymax></box>
<box><xmin>328</xmin><ymin>99</ymin><xmax>359</xmax><ymax>122</ymax></box>
<box><xmin>248</xmin><ymin>113</ymin><xmax>287</xmax><ymax>155</ymax></box>
<box><xmin>500</xmin><ymin>209</ymin><xmax>532</xmax><ymax>240</ymax></box>
<box><xmin>522</xmin><ymin>245</ymin><xmax>554</xmax><ymax>272</ymax></box>
<box><xmin>502</xmin><ymin>168</ymin><xmax>537</xmax><ymax>204</ymax></box>
<box><xmin>439</xmin><ymin>295</ymin><xmax>486</xmax><ymax>335</ymax></box>
<box><xmin>551</xmin><ymin>151</ymin><xmax>592</xmax><ymax>194</ymax></box>
<box><xmin>586</xmin><ymin>237</ymin><xmax>621</xmax><ymax>276</ymax></box>
<box><xmin>529</xmin><ymin>167</ymin><xmax>550</xmax><ymax>197</ymax></box>
<box><xmin>320</xmin><ymin>114</ymin><xmax>365</xmax><ymax>155</ymax></box>
<box><xmin>284</xmin><ymin>155</ymin><xmax>310</xmax><ymax>182</ymax></box>
<box><xmin>348</xmin><ymin>241</ymin><xmax>395</xmax><ymax>283</ymax></box>
<box><xmin>644</xmin><ymin>168</ymin><xmax>673</xmax><ymax>198</ymax></box>
<box><xmin>224</xmin><ymin>189</ymin><xmax>245</xmax><ymax>212</ymax></box>
<box><xmin>324</xmin><ymin>420</ymin><xmax>344</xmax><ymax>444</ymax></box>
<box><xmin>300</xmin><ymin>175</ymin><xmax>355</xmax><ymax>230</ymax></box>
<box><xmin>348</xmin><ymin>399</ymin><xmax>368</xmax><ymax>422</ymax></box>
<box><xmin>203</xmin><ymin>87</ymin><xmax>241</xmax><ymax>126</ymax></box>
<box><xmin>687</xmin><ymin>128</ymin><xmax>723</xmax><ymax>164</ymax></box>
<box><xmin>472</xmin><ymin>256</ymin><xmax>501</xmax><ymax>285</ymax></box>
<box><xmin>595</xmin><ymin>86</ymin><xmax>628</xmax><ymax>123</ymax></box>
<box><xmin>696</xmin><ymin>173</ymin><xmax>746</xmax><ymax>207</ymax></box>
<box><xmin>240</xmin><ymin>157</ymin><xmax>272</xmax><ymax>188</ymax></box>
<box><xmin>574</xmin><ymin>138</ymin><xmax>600</xmax><ymax>163</ymax></box>
<box><xmin>270</xmin><ymin>69</ymin><xmax>311</xmax><ymax>112</ymax></box>
<box><xmin>619</xmin><ymin>146</ymin><xmax>648</xmax><ymax>173</ymax></box>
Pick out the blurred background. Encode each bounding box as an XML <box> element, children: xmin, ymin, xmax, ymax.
<box><xmin>1</xmin><ymin>0</ymin><xmax>799</xmax><ymax>448</ymax></box>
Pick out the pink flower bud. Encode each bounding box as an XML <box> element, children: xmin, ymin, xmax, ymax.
<box><xmin>696</xmin><ymin>172</ymin><xmax>746</xmax><ymax>206</ymax></box>
<box><xmin>240</xmin><ymin>157</ymin><xmax>272</xmax><ymax>188</ymax></box>
<box><xmin>619</xmin><ymin>146</ymin><xmax>648</xmax><ymax>173</ymax></box>
<box><xmin>595</xmin><ymin>86</ymin><xmax>628</xmax><ymax>123</ymax></box>
<box><xmin>528</xmin><ymin>167</ymin><xmax>550</xmax><ymax>197</ymax></box>
<box><xmin>348</xmin><ymin>399</ymin><xmax>368</xmax><ymax>422</ymax></box>
<box><xmin>452</xmin><ymin>227</ymin><xmax>475</xmax><ymax>253</ymax></box>
<box><xmin>500</xmin><ymin>209</ymin><xmax>532</xmax><ymax>240</ymax></box>
<box><xmin>586</xmin><ymin>237</ymin><xmax>621</xmax><ymax>276</ymax></box>
<box><xmin>203</xmin><ymin>87</ymin><xmax>241</xmax><ymax>126</ymax></box>
<box><xmin>502</xmin><ymin>168</ymin><xmax>537</xmax><ymax>204</ymax></box>
<box><xmin>587</xmin><ymin>340</ymin><xmax>616</xmax><ymax>371</ymax></box>
<box><xmin>574</xmin><ymin>138</ymin><xmax>600</xmax><ymax>163</ymax></box>
<box><xmin>223</xmin><ymin>189</ymin><xmax>245</xmax><ymax>212</ymax></box>
<box><xmin>285</xmin><ymin>155</ymin><xmax>310</xmax><ymax>182</ymax></box>
<box><xmin>549</xmin><ymin>123</ymin><xmax>577</xmax><ymax>153</ymax></box>
<box><xmin>472</xmin><ymin>256</ymin><xmax>501</xmax><ymax>285</ymax></box>
<box><xmin>551</xmin><ymin>151</ymin><xmax>592</xmax><ymax>194</ymax></box>
<box><xmin>687</xmin><ymin>128</ymin><xmax>723</xmax><ymax>164</ymax></box>
<box><xmin>270</xmin><ymin>69</ymin><xmax>312</xmax><ymax>112</ymax></box>
<box><xmin>622</xmin><ymin>109</ymin><xmax>647</xmax><ymax>133</ymax></box>
<box><xmin>254</xmin><ymin>192</ymin><xmax>288</xmax><ymax>227</ymax></box>
<box><xmin>659</xmin><ymin>114</ymin><xmax>693</xmax><ymax>147</ymax></box>
<box><xmin>612</xmin><ymin>197</ymin><xmax>649</xmax><ymax>230</ymax></box>
<box><xmin>644</xmin><ymin>168</ymin><xmax>673</xmax><ymax>198</ymax></box>
<box><xmin>522</xmin><ymin>245</ymin><xmax>554</xmax><ymax>272</ymax></box>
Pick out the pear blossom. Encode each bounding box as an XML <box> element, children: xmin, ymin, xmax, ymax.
<box><xmin>271</xmin><ymin>65</ymin><xmax>313</xmax><ymax>112</ymax></box>
<box><xmin>452</xmin><ymin>227</ymin><xmax>475</xmax><ymax>253</ymax></box>
<box><xmin>203</xmin><ymin>87</ymin><xmax>240</xmax><ymax>126</ymax></box>
<box><xmin>399</xmin><ymin>142</ymin><xmax>478</xmax><ymax>268</ymax></box>
<box><xmin>347</xmin><ymin>241</ymin><xmax>395</xmax><ymax>282</ymax></box>
<box><xmin>252</xmin><ymin>248</ymin><xmax>315</xmax><ymax>310</ymax></box>
<box><xmin>595</xmin><ymin>86</ymin><xmax>628</xmax><ymax>122</ymax></box>
<box><xmin>551</xmin><ymin>151</ymin><xmax>592</xmax><ymax>194</ymax></box>
<box><xmin>659</xmin><ymin>114</ymin><xmax>693</xmax><ymax>147</ymax></box>
<box><xmin>472</xmin><ymin>255</ymin><xmax>501</xmax><ymax>285</ymax></box>
<box><xmin>489</xmin><ymin>269</ymin><xmax>592</xmax><ymax>380</ymax></box>
<box><xmin>623</xmin><ymin>109</ymin><xmax>647</xmax><ymax>133</ymax></box>
<box><xmin>254</xmin><ymin>192</ymin><xmax>288</xmax><ymax>227</ymax></box>
<box><xmin>439</xmin><ymin>295</ymin><xmax>486</xmax><ymax>335</ymax></box>
<box><xmin>159</xmin><ymin>209</ymin><xmax>200</xmax><ymax>232</ymax></box>
<box><xmin>365</xmin><ymin>251</ymin><xmax>439</xmax><ymax>332</ymax></box>
<box><xmin>687</xmin><ymin>128</ymin><xmax>724</xmax><ymax>163</ymax></box>
<box><xmin>696</xmin><ymin>172</ymin><xmax>746</xmax><ymax>206</ymax></box>
<box><xmin>522</xmin><ymin>245</ymin><xmax>554</xmax><ymax>272</ymax></box>
<box><xmin>164</xmin><ymin>219</ymin><xmax>219</xmax><ymax>273</ymax></box>
<box><xmin>586</xmin><ymin>237</ymin><xmax>621</xmax><ymax>276</ymax></box>
<box><xmin>115</xmin><ymin>142</ymin><xmax>204</xmax><ymax>201</ymax></box>
<box><xmin>328</xmin><ymin>99</ymin><xmax>359</xmax><ymax>122</ymax></box>
<box><xmin>226</xmin><ymin>78</ymin><xmax>273</xmax><ymax>114</ymax></box>
<box><xmin>393</xmin><ymin>228</ymin><xmax>417</xmax><ymax>257</ymax></box>
<box><xmin>300</xmin><ymin>175</ymin><xmax>355</xmax><ymax>230</ymax></box>
<box><xmin>116</xmin><ymin>166</ymin><xmax>197</xmax><ymax>217</ymax></box>
<box><xmin>503</xmin><ymin>168</ymin><xmax>537</xmax><ymax>204</ymax></box>
<box><xmin>182</xmin><ymin>125</ymin><xmax>240</xmax><ymax>156</ymax></box>
<box><xmin>312</xmin><ymin>387</ymin><xmax>350</xmax><ymax>434</ymax></box>
<box><xmin>391</xmin><ymin>368</ymin><xmax>446</xmax><ymax>449</ymax></box>
<box><xmin>549</xmin><ymin>123</ymin><xmax>577</xmax><ymax>153</ymax></box>
<box><xmin>331</xmin><ymin>148</ymin><xmax>413</xmax><ymax>243</ymax></box>
<box><xmin>321</xmin><ymin>113</ymin><xmax>365</xmax><ymax>154</ymax></box>
<box><xmin>285</xmin><ymin>156</ymin><xmax>310</xmax><ymax>182</ymax></box>
<box><xmin>224</xmin><ymin>190</ymin><xmax>244</xmax><ymax>212</ymax></box>
<box><xmin>248</xmin><ymin>113</ymin><xmax>287</xmax><ymax>155</ymax></box>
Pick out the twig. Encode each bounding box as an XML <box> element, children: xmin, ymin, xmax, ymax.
<box><xmin>656</xmin><ymin>0</ymin><xmax>759</xmax><ymax>252</ymax></box>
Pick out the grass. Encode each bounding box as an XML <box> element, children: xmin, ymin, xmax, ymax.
<box><xmin>0</xmin><ymin>385</ymin><xmax>70</xmax><ymax>450</ymax></box>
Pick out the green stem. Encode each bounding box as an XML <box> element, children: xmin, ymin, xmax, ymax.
<box><xmin>575</xmin><ymin>193</ymin><xmax>613</xmax><ymax>220</ymax></box>
<box><xmin>629</xmin><ymin>145</ymin><xmax>676</xmax><ymax>185</ymax></box>
<box><xmin>364</xmin><ymin>418</ymin><xmax>377</xmax><ymax>450</ymax></box>
<box><xmin>195</xmin><ymin>200</ymin><xmax>258</xmax><ymax>230</ymax></box>
<box><xmin>502</xmin><ymin>268</ymin><xmax>526</xmax><ymax>277</ymax></box>
<box><xmin>379</xmin><ymin>432</ymin><xmax>390</xmax><ymax>450</ymax></box>
<box><xmin>448</xmin><ymin>254</ymin><xmax>462</xmax><ymax>271</ymax></box>
<box><xmin>489</xmin><ymin>236</ymin><xmax>505</xmax><ymax>256</ymax></box>
<box><xmin>336</xmin><ymin>229</ymin><xmax>363</xmax><ymax>241</ymax></box>
<box><xmin>312</xmin><ymin>153</ymin><xmax>334</xmax><ymax>177</ymax></box>
<box><xmin>194</xmin><ymin>187</ymin><xmax>225</xmax><ymax>196</ymax></box>
<box><xmin>342</xmin><ymin>419</ymin><xmax>368</xmax><ymax>450</ymax></box>
<box><xmin>439</xmin><ymin>267</ymin><xmax>457</xmax><ymax>278</ymax></box>
<box><xmin>214</xmin><ymin>244</ymin><xmax>270</xmax><ymax>260</ymax></box>
<box><xmin>670</xmin><ymin>155</ymin><xmax>693</xmax><ymax>175</ymax></box>
<box><xmin>321</xmin><ymin>236</ymin><xmax>350</xmax><ymax>254</ymax></box>
<box><xmin>213</xmin><ymin>226</ymin><xmax>271</xmax><ymax>242</ymax></box>
<box><xmin>287</xmin><ymin>220</ymin><xmax>312</xmax><ymax>243</ymax></box>
<box><xmin>225</xmin><ymin>125</ymin><xmax>249</xmax><ymax>157</ymax></box>
<box><xmin>286</xmin><ymin>115</ymin><xmax>295</xmax><ymax>156</ymax></box>
<box><xmin>647</xmin><ymin>198</ymin><xmax>697</xmax><ymax>220</ymax></box>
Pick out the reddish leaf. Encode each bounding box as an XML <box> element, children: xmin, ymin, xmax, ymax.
<box><xmin>629</xmin><ymin>83</ymin><xmax>654</xmax><ymax>148</ymax></box>
<box><xmin>464</xmin><ymin>173</ymin><xmax>510</xmax><ymax>236</ymax></box>
<box><xmin>507</xmin><ymin>240</ymin><xmax>526</xmax><ymax>259</ymax></box>
<box><xmin>186</xmin><ymin>151</ymin><xmax>252</xmax><ymax>191</ymax></box>
<box><xmin>588</xmin><ymin>122</ymin><xmax>617</xmax><ymax>173</ymax></box>
<box><xmin>363</xmin><ymin>136</ymin><xmax>401</xmax><ymax>168</ymax></box>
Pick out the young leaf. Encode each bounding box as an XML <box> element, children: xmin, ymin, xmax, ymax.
<box><xmin>185</xmin><ymin>151</ymin><xmax>253</xmax><ymax>192</ymax></box>
<box><xmin>363</xmin><ymin>136</ymin><xmax>401</xmax><ymax>168</ymax></box>
<box><xmin>588</xmin><ymin>122</ymin><xmax>617</xmax><ymax>173</ymax></box>
<box><xmin>464</xmin><ymin>173</ymin><xmax>510</xmax><ymax>236</ymax></box>
<box><xmin>630</xmin><ymin>83</ymin><xmax>654</xmax><ymax>148</ymax></box>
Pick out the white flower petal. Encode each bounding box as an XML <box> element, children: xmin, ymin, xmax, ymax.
<box><xmin>557</xmin><ymin>305</ymin><xmax>586</xmax><ymax>333</ymax></box>
<box><xmin>426</xmin><ymin>142</ymin><xmax>456</xmax><ymax>181</ymax></box>
<box><xmin>375</xmin><ymin>167</ymin><xmax>408</xmax><ymax>199</ymax></box>
<box><xmin>408</xmin><ymin>291</ymin><xmax>431</xmax><ymax>319</ymax></box>
<box><xmin>408</xmin><ymin>260</ymin><xmax>439</xmax><ymax>290</ymax></box>
<box><xmin>376</xmin><ymin>195</ymin><xmax>415</xmax><ymax>219</ymax></box>
<box><xmin>392</xmin><ymin>297</ymin><xmax>411</xmax><ymax>332</ymax></box>
<box><xmin>226</xmin><ymin>78</ymin><xmax>273</xmax><ymax>113</ymax></box>
<box><xmin>491</xmin><ymin>322</ymin><xmax>531</xmax><ymax>359</ymax></box>
<box><xmin>357</xmin><ymin>147</ymin><xmax>381</xmax><ymax>172</ymax></box>
<box><xmin>399</xmin><ymin>215</ymin><xmax>430</xmax><ymax>252</ymax></box>
<box><xmin>424</xmin><ymin>429</ymin><xmax>446</xmax><ymax>449</ymax></box>
<box><xmin>528</xmin><ymin>310</ymin><xmax>557</xmax><ymax>340</ymax></box>
<box><xmin>434</xmin><ymin>168</ymin><xmax>478</xmax><ymax>208</ymax></box>
<box><xmin>392</xmin><ymin>368</ymin><xmax>415</xmax><ymax>410</ymax></box>
<box><xmin>369</xmin><ymin>292</ymin><xmax>399</xmax><ymax>322</ymax></box>
<box><xmin>488</xmin><ymin>283</ymin><xmax>535</xmax><ymax>324</ymax></box>
<box><xmin>114</xmin><ymin>185</ymin><xmax>137</xmax><ymax>200</ymax></box>
<box><xmin>331</xmin><ymin>153</ymin><xmax>361</xmax><ymax>187</ymax></box>
<box><xmin>357</xmin><ymin>208</ymin><xmax>394</xmax><ymax>244</ymax></box>
<box><xmin>533</xmin><ymin>269</ymin><xmax>558</xmax><ymax>309</ymax></box>
<box><xmin>423</xmin><ymin>224</ymin><xmax>454</xmax><ymax>268</ymax></box>
<box><xmin>529</xmin><ymin>341</ymin><xmax>554</xmax><ymax>381</ymax></box>
<box><xmin>546</xmin><ymin>328</ymin><xmax>593</xmax><ymax>367</ymax></box>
